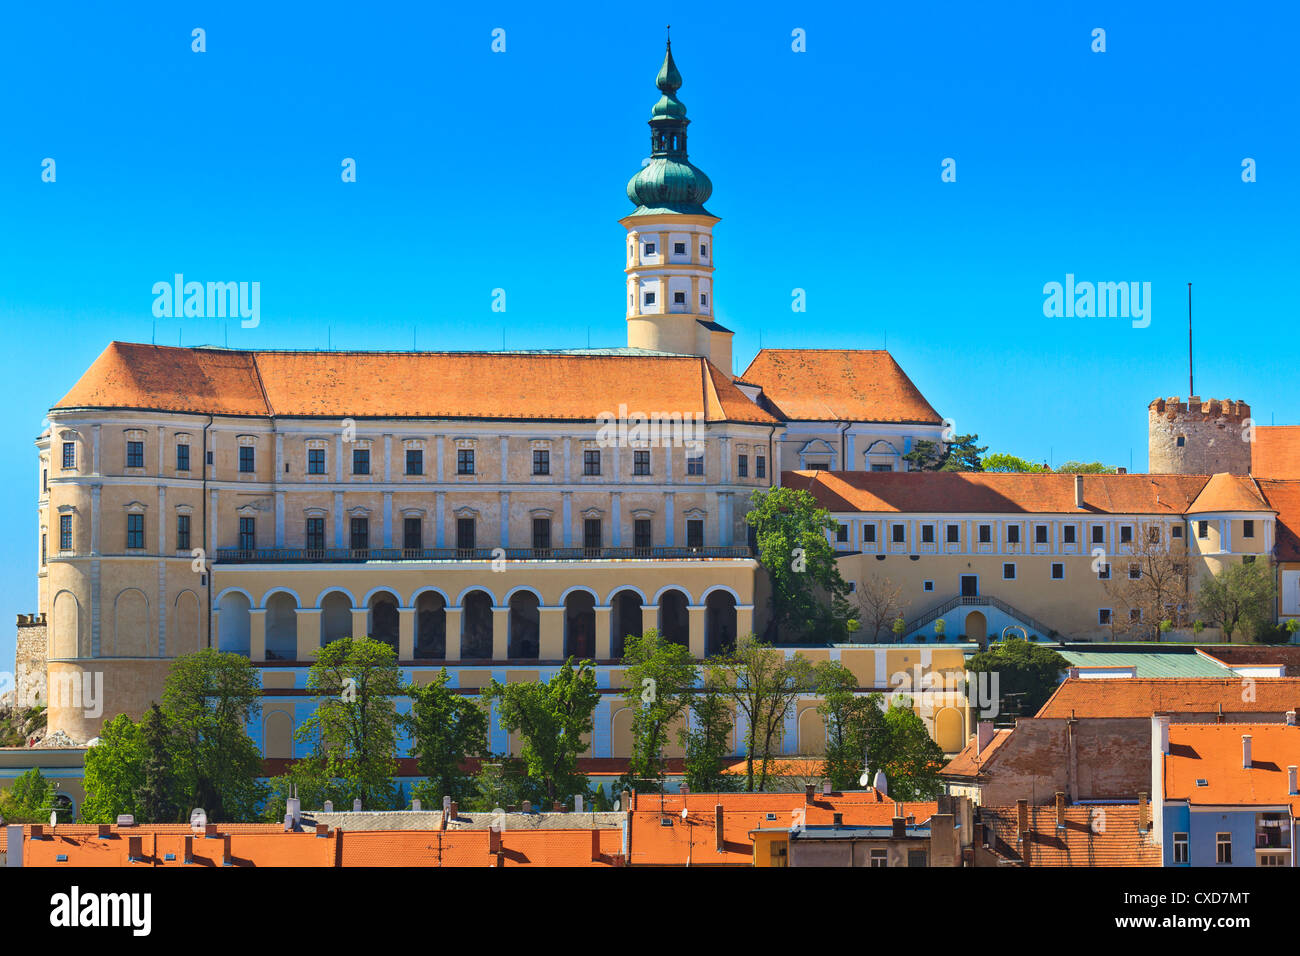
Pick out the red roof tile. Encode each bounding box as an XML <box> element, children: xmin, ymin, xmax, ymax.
<box><xmin>980</xmin><ymin>804</ymin><xmax>1160</xmax><ymax>866</ymax></box>
<box><xmin>741</xmin><ymin>350</ymin><xmax>942</xmax><ymax>424</ymax></box>
<box><xmin>1252</xmin><ymin>426</ymin><xmax>1300</xmax><ymax>480</ymax></box>
<box><xmin>1036</xmin><ymin>677</ymin><xmax>1300</xmax><ymax>719</ymax></box>
<box><xmin>1164</xmin><ymin>723</ymin><xmax>1300</xmax><ymax>813</ymax></box>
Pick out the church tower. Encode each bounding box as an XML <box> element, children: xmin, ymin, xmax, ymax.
<box><xmin>621</xmin><ymin>37</ymin><xmax>732</xmax><ymax>372</ymax></box>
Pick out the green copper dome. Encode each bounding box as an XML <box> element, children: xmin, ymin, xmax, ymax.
<box><xmin>626</xmin><ymin>39</ymin><xmax>714</xmax><ymax>217</ymax></box>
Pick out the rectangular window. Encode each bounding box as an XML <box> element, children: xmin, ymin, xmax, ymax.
<box><xmin>1063</xmin><ymin>525</ymin><xmax>1077</xmax><ymax>544</ymax></box>
<box><xmin>871</xmin><ymin>463</ymin><xmax>893</xmax><ymax>472</ymax></box>
<box><xmin>1098</xmin><ymin>563</ymin><xmax>1111</xmax><ymax>580</ymax></box>
<box><xmin>405</xmin><ymin>448</ymin><xmax>423</xmax><ymax>476</ymax></box>
<box><xmin>176</xmin><ymin>444</ymin><xmax>190</xmax><ymax>472</ymax></box>
<box><xmin>1098</xmin><ymin>609</ymin><xmax>1111</xmax><ymax>625</ymax></box>
<box><xmin>1007</xmin><ymin>525</ymin><xmax>1020</xmax><ymax>544</ymax></box>
<box><xmin>583</xmin><ymin>518</ymin><xmax>602</xmax><ymax>551</ymax></box>
<box><xmin>1172</xmin><ymin>525</ymin><xmax>1183</xmax><ymax>538</ymax></box>
<box><xmin>633</xmin><ymin>450</ymin><xmax>651</xmax><ymax>476</ymax></box>
<box><xmin>1003</xmin><ymin>562</ymin><xmax>1016</xmax><ymax>580</ymax></box>
<box><xmin>674</xmin><ymin>241</ymin><xmax>686</xmax><ymax>255</ymax></box>
<box><xmin>532</xmin><ymin>517</ymin><xmax>551</xmax><ymax>552</ymax></box>
<box><xmin>869</xmin><ymin>849</ymin><xmax>888</xmax><ymax>868</ymax></box>
<box><xmin>353</xmin><ymin>448</ymin><xmax>370</xmax><ymax>475</ymax></box>
<box><xmin>239</xmin><ymin>517</ymin><xmax>255</xmax><ymax>551</ymax></box>
<box><xmin>457</xmin><ymin>449</ymin><xmax>475</xmax><ymax>475</ymax></box>
<box><xmin>177</xmin><ymin>514</ymin><xmax>191</xmax><ymax>551</ymax></box>
<box><xmin>237</xmin><ymin>445</ymin><xmax>254</xmax><ymax>473</ymax></box>
<box><xmin>687</xmin><ymin>519</ymin><xmax>705</xmax><ymax>549</ymax></box>
<box><xmin>351</xmin><ymin>517</ymin><xmax>370</xmax><ymax>551</ymax></box>
<box><xmin>643</xmin><ymin>291</ymin><xmax>656</xmax><ymax>306</ymax></box>
<box><xmin>1243</xmin><ymin>519</ymin><xmax>1255</xmax><ymax>538</ymax></box>
<box><xmin>673</xmin><ymin>291</ymin><xmax>686</xmax><ymax>305</ymax></box>
<box><xmin>1128</xmin><ymin>563</ymin><xmax>1141</xmax><ymax>580</ymax></box>
<box><xmin>1130</xmin><ymin>608</ymin><xmax>1142</xmax><ymax>622</ymax></box>
<box><xmin>41</xmin><ymin>533</ymin><xmax>47</xmax><ymax>566</ymax></box>
<box><xmin>700</xmin><ymin>242</ymin><xmax>708</xmax><ymax>256</ymax></box>
<box><xmin>1092</xmin><ymin>525</ymin><xmax>1105</xmax><ymax>545</ymax></box>
<box><xmin>1173</xmin><ymin>833</ymin><xmax>1189</xmax><ymax>864</ymax></box>
<box><xmin>59</xmin><ymin>514</ymin><xmax>72</xmax><ymax>551</ymax></box>
<box><xmin>403</xmin><ymin>517</ymin><xmax>422</xmax><ymax>551</ymax></box>
<box><xmin>1216</xmin><ymin>833</ymin><xmax>1231</xmax><ymax>864</ymax></box>
<box><xmin>978</xmin><ymin>525</ymin><xmax>991</xmax><ymax>544</ymax></box>
<box><xmin>837</xmin><ymin>524</ymin><xmax>849</xmax><ymax>543</ymax></box>
<box><xmin>737</xmin><ymin>454</ymin><xmax>748</xmax><ymax>478</ymax></box>
<box><xmin>62</xmin><ymin>442</ymin><xmax>75</xmax><ymax>469</ymax></box>
<box><xmin>583</xmin><ymin>449</ymin><xmax>601</xmax><ymax>476</ymax></box>
<box><xmin>456</xmin><ymin>518</ymin><xmax>475</xmax><ymax>552</ymax></box>
<box><xmin>126</xmin><ymin>513</ymin><xmax>144</xmax><ymax>550</ymax></box>
<box><xmin>946</xmin><ymin>524</ymin><xmax>960</xmax><ymax>544</ymax></box>
<box><xmin>863</xmin><ymin>525</ymin><xmax>876</xmax><ymax>544</ymax></box>
<box><xmin>687</xmin><ymin>453</ymin><xmax>704</xmax><ymax>476</ymax></box>
<box><xmin>1051</xmin><ymin>562</ymin><xmax>1064</xmax><ymax>580</ymax></box>
<box><xmin>700</xmin><ymin>293</ymin><xmax>708</xmax><ymax>307</ymax></box>
<box><xmin>533</xmin><ymin>449</ymin><xmax>550</xmax><ymax>475</ymax></box>
<box><xmin>126</xmin><ymin>441</ymin><xmax>145</xmax><ymax>469</ymax></box>
<box><xmin>892</xmin><ymin>524</ymin><xmax>905</xmax><ymax>544</ymax></box>
<box><xmin>306</xmin><ymin>517</ymin><xmax>325</xmax><ymax>551</ymax></box>
<box><xmin>1120</xmin><ymin>525</ymin><xmax>1132</xmax><ymax>544</ymax></box>
<box><xmin>634</xmin><ymin>518</ymin><xmax>653</xmax><ymax>551</ymax></box>
<box><xmin>42</xmin><ymin>468</ymin><xmax>47</xmax><ymax>492</ymax></box>
<box><xmin>921</xmin><ymin>525</ymin><xmax>935</xmax><ymax>544</ymax></box>
<box><xmin>756</xmin><ymin>456</ymin><xmax>766</xmax><ymax>479</ymax></box>
<box><xmin>644</xmin><ymin>242</ymin><xmax>656</xmax><ymax>255</ymax></box>
<box><xmin>1035</xmin><ymin>525</ymin><xmax>1048</xmax><ymax>544</ymax></box>
<box><xmin>1197</xmin><ymin>520</ymin><xmax>1209</xmax><ymax>539</ymax></box>
<box><xmin>308</xmin><ymin>448</ymin><xmax>326</xmax><ymax>474</ymax></box>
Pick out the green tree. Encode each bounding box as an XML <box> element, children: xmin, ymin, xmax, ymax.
<box><xmin>163</xmin><ymin>649</ymin><xmax>264</xmax><ymax>821</ymax></box>
<box><xmin>903</xmin><ymin>434</ymin><xmax>987</xmax><ymax>472</ymax></box>
<box><xmin>487</xmin><ymin>658</ymin><xmax>599</xmax><ymax>803</ymax></box>
<box><xmin>983</xmin><ymin>453</ymin><xmax>1049</xmax><ymax>473</ymax></box>
<box><xmin>871</xmin><ymin>699</ymin><xmax>945</xmax><ymax>800</ymax></box>
<box><xmin>678</xmin><ymin>671</ymin><xmax>736</xmax><ymax>793</ymax></box>
<box><xmin>966</xmin><ymin>637</ymin><xmax>1068</xmax><ymax>718</ymax></box>
<box><xmin>1197</xmin><ymin>560</ymin><xmax>1277</xmax><ymax>641</ymax></box>
<box><xmin>136</xmin><ymin>703</ymin><xmax>177</xmax><ymax>823</ymax></box>
<box><xmin>815</xmin><ymin>662</ymin><xmax>886</xmax><ymax>790</ymax></box>
<box><xmin>79</xmin><ymin>713</ymin><xmax>146</xmax><ymax>823</ymax></box>
<box><xmin>0</xmin><ymin>768</ymin><xmax>67</xmax><ymax>823</ymax></box>
<box><xmin>621</xmin><ymin>629</ymin><xmax>698</xmax><ymax>791</ymax></box>
<box><xmin>294</xmin><ymin>637</ymin><xmax>404</xmax><ymax>812</ymax></box>
<box><xmin>468</xmin><ymin>759</ymin><xmax>537</xmax><ymax>811</ymax></box>
<box><xmin>406</xmin><ymin>668</ymin><xmax>489</xmax><ymax>808</ymax></box>
<box><xmin>1055</xmin><ymin>461</ymin><xmax>1117</xmax><ymax>474</ymax></box>
<box><xmin>707</xmin><ymin>635</ymin><xmax>816</xmax><ymax>791</ymax></box>
<box><xmin>746</xmin><ymin>486</ymin><xmax>856</xmax><ymax>641</ymax></box>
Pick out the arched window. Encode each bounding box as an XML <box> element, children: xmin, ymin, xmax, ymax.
<box><xmin>564</xmin><ymin>591</ymin><xmax>596</xmax><ymax>659</ymax></box>
<box><xmin>509</xmin><ymin>592</ymin><xmax>540</xmax><ymax>659</ymax></box>
<box><xmin>705</xmin><ymin>590</ymin><xmax>737</xmax><ymax>656</ymax></box>
<box><xmin>265</xmin><ymin>592</ymin><xmax>298</xmax><ymax>661</ymax></box>
<box><xmin>415</xmin><ymin>591</ymin><xmax>446</xmax><ymax>659</ymax></box>
<box><xmin>658</xmin><ymin>590</ymin><xmax>689</xmax><ymax>648</ymax></box>
<box><xmin>368</xmin><ymin>591</ymin><xmax>400</xmax><ymax>654</ymax></box>
<box><xmin>610</xmin><ymin>590</ymin><xmax>643</xmax><ymax>660</ymax></box>
<box><xmin>217</xmin><ymin>592</ymin><xmax>251</xmax><ymax>656</ymax></box>
<box><xmin>320</xmin><ymin>591</ymin><xmax>352</xmax><ymax>648</ymax></box>
<box><xmin>461</xmin><ymin>590</ymin><xmax>494</xmax><ymax>659</ymax></box>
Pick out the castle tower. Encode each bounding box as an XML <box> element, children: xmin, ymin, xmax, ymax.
<box><xmin>621</xmin><ymin>37</ymin><xmax>732</xmax><ymax>372</ymax></box>
<box><xmin>1148</xmin><ymin>396</ymin><xmax>1252</xmax><ymax>474</ymax></box>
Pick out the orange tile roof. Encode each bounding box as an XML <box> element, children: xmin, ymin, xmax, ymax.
<box><xmin>15</xmin><ymin>824</ymin><xmax>338</xmax><ymax>867</ymax></box>
<box><xmin>1185</xmin><ymin>473</ymin><xmax>1272</xmax><ymax>514</ymax></box>
<box><xmin>1258</xmin><ymin>479</ymin><xmax>1300</xmax><ymax>561</ymax></box>
<box><xmin>337</xmin><ymin>828</ymin><xmax>622</xmax><ymax>866</ymax></box>
<box><xmin>980</xmin><ymin>804</ymin><xmax>1161</xmax><ymax>866</ymax></box>
<box><xmin>1164</xmin><ymin>723</ymin><xmax>1300</xmax><ymax>813</ymax></box>
<box><xmin>741</xmin><ymin>349</ymin><xmax>942</xmax><ymax>424</ymax></box>
<box><xmin>1036</xmin><ymin>677</ymin><xmax>1300</xmax><ymax>719</ymax></box>
<box><xmin>940</xmin><ymin>729</ymin><xmax>1012</xmax><ymax>779</ymax></box>
<box><xmin>1252</xmin><ymin>426</ymin><xmax>1300</xmax><ymax>480</ymax></box>
<box><xmin>784</xmin><ymin>470</ymin><xmax>1211</xmax><ymax>515</ymax></box>
<box><xmin>54</xmin><ymin>342</ymin><xmax>778</xmax><ymax>424</ymax></box>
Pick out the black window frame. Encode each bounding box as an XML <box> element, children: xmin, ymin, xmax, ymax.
<box><xmin>686</xmin><ymin>519</ymin><xmax>705</xmax><ymax>549</ymax></box>
<box><xmin>177</xmin><ymin>514</ymin><xmax>191</xmax><ymax>551</ymax></box>
<box><xmin>633</xmin><ymin>450</ymin><xmax>651</xmax><ymax>476</ymax></box>
<box><xmin>176</xmin><ymin>444</ymin><xmax>190</xmax><ymax>472</ymax></box>
<box><xmin>59</xmin><ymin>514</ymin><xmax>73</xmax><ymax>551</ymax></box>
<box><xmin>405</xmin><ymin>448</ymin><xmax>424</xmax><ymax>476</ymax></box>
<box><xmin>457</xmin><ymin>449</ymin><xmax>475</xmax><ymax>475</ymax></box>
<box><xmin>239</xmin><ymin>445</ymin><xmax>255</xmax><ymax>474</ymax></box>
<box><xmin>238</xmin><ymin>516</ymin><xmax>256</xmax><ymax>550</ymax></box>
<box><xmin>403</xmin><ymin>517</ymin><xmax>422</xmax><ymax>551</ymax></box>
<box><xmin>350</xmin><ymin>516</ymin><xmax>370</xmax><ymax>551</ymax></box>
<box><xmin>126</xmin><ymin>513</ymin><xmax>145</xmax><ymax>550</ymax></box>
<box><xmin>305</xmin><ymin>517</ymin><xmax>325</xmax><ymax>551</ymax></box>
<box><xmin>308</xmin><ymin>448</ymin><xmax>326</xmax><ymax>475</ymax></box>
<box><xmin>126</xmin><ymin>440</ymin><xmax>145</xmax><ymax>469</ymax></box>
<box><xmin>583</xmin><ymin>449</ymin><xmax>602</xmax><ymax>476</ymax></box>
<box><xmin>62</xmin><ymin>441</ymin><xmax>76</xmax><ymax>470</ymax></box>
<box><xmin>532</xmin><ymin>449</ymin><xmax>550</xmax><ymax>475</ymax></box>
<box><xmin>352</xmin><ymin>447</ymin><xmax>370</xmax><ymax>475</ymax></box>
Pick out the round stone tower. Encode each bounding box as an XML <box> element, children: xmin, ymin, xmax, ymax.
<box><xmin>1148</xmin><ymin>396</ymin><xmax>1252</xmax><ymax>474</ymax></box>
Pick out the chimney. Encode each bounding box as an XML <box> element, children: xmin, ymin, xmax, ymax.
<box><xmin>1138</xmin><ymin>792</ymin><xmax>1149</xmax><ymax>833</ymax></box>
<box><xmin>323</xmin><ymin>800</ymin><xmax>333</xmax><ymax>813</ymax></box>
<box><xmin>976</xmin><ymin>720</ymin><xmax>995</xmax><ymax>756</ymax></box>
<box><xmin>286</xmin><ymin>795</ymin><xmax>300</xmax><ymax>826</ymax></box>
<box><xmin>412</xmin><ymin>799</ymin><xmax>421</xmax><ymax>812</ymax></box>
<box><xmin>891</xmin><ymin>816</ymin><xmax>905</xmax><ymax>839</ymax></box>
<box><xmin>1287</xmin><ymin>711</ymin><xmax>1296</xmax><ymax>726</ymax></box>
<box><xmin>448</xmin><ymin>801</ymin><xmax>458</xmax><ymax>821</ymax></box>
<box><xmin>1243</xmin><ymin>734</ymin><xmax>1253</xmax><ymax>769</ymax></box>
<box><xmin>222</xmin><ymin>834</ymin><xmax>232</xmax><ymax>867</ymax></box>
<box><xmin>183</xmin><ymin>835</ymin><xmax>193</xmax><ymax>864</ymax></box>
<box><xmin>30</xmin><ymin>824</ymin><xmax>43</xmax><ymax>840</ymax></box>
<box><xmin>1153</xmin><ymin>714</ymin><xmax>1170</xmax><ymax>755</ymax></box>
<box><xmin>822</xmin><ymin>781</ymin><xmax>832</xmax><ymax>796</ymax></box>
<box><xmin>715</xmin><ymin>804</ymin><xmax>724</xmax><ymax>852</ymax></box>
<box><xmin>805</xmin><ymin>783</ymin><xmax>814</xmax><ymax>804</ymax></box>
<box><xmin>488</xmin><ymin>826</ymin><xmax>502</xmax><ymax>854</ymax></box>
<box><xmin>1054</xmin><ymin>791</ymin><xmax>1066</xmax><ymax>829</ymax></box>
<box><xmin>574</xmin><ymin>794</ymin><xmax>584</xmax><ymax>813</ymax></box>
<box><xmin>1216</xmin><ymin>703</ymin><xmax>1224</xmax><ymax>724</ymax></box>
<box><xmin>1074</xmin><ymin>475</ymin><xmax>1084</xmax><ymax>508</ymax></box>
<box><xmin>96</xmin><ymin>824</ymin><xmax>111</xmax><ymax>840</ymax></box>
<box><xmin>352</xmin><ymin>799</ymin><xmax>362</xmax><ymax>812</ymax></box>
<box><xmin>1016</xmin><ymin>799</ymin><xmax>1029</xmax><ymax>842</ymax></box>
<box><xmin>522</xmin><ymin>800</ymin><xmax>532</xmax><ymax>814</ymax></box>
<box><xmin>315</xmin><ymin>824</ymin><xmax>329</xmax><ymax>838</ymax></box>
<box><xmin>621</xmin><ymin>789</ymin><xmax>632</xmax><ymax>812</ymax></box>
<box><xmin>205</xmin><ymin>822</ymin><xmax>219</xmax><ymax>840</ymax></box>
<box><xmin>1289</xmin><ymin>766</ymin><xmax>1298</xmax><ymax>796</ymax></box>
<box><xmin>553</xmin><ymin>801</ymin><xmax>563</xmax><ymax>813</ymax></box>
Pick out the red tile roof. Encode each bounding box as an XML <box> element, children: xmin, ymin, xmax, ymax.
<box><xmin>54</xmin><ymin>342</ymin><xmax>777</xmax><ymax>424</ymax></box>
<box><xmin>979</xmin><ymin>804</ymin><xmax>1161</xmax><ymax>866</ymax></box>
<box><xmin>941</xmin><ymin>729</ymin><xmax>1012</xmax><ymax>779</ymax></box>
<box><xmin>338</xmin><ymin>828</ymin><xmax>623</xmax><ymax>867</ymax></box>
<box><xmin>784</xmin><ymin>470</ymin><xmax>1212</xmax><ymax>515</ymax></box>
<box><xmin>1258</xmin><ymin>480</ymin><xmax>1300</xmax><ymax>561</ymax></box>
<box><xmin>1036</xmin><ymin>677</ymin><xmax>1300</xmax><ymax>719</ymax></box>
<box><xmin>14</xmin><ymin>824</ymin><xmax>338</xmax><ymax>867</ymax></box>
<box><xmin>1164</xmin><ymin>723</ymin><xmax>1300</xmax><ymax>813</ymax></box>
<box><xmin>1252</xmin><ymin>426</ymin><xmax>1300</xmax><ymax>480</ymax></box>
<box><xmin>741</xmin><ymin>350</ymin><xmax>942</xmax><ymax>424</ymax></box>
<box><xmin>1186</xmin><ymin>473</ymin><xmax>1271</xmax><ymax>514</ymax></box>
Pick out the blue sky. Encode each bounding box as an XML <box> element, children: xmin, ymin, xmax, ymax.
<box><xmin>0</xmin><ymin>1</ymin><xmax>1296</xmax><ymax>667</ymax></box>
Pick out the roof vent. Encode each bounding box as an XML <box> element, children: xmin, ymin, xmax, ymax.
<box><xmin>1195</xmin><ymin>778</ymin><xmax>1208</xmax><ymax>787</ymax></box>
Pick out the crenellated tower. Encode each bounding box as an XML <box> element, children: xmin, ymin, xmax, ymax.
<box><xmin>621</xmin><ymin>36</ymin><xmax>731</xmax><ymax>372</ymax></box>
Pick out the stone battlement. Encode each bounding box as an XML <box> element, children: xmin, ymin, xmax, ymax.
<box><xmin>1148</xmin><ymin>396</ymin><xmax>1252</xmax><ymax>423</ymax></box>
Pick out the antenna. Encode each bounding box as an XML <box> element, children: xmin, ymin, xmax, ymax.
<box><xmin>1187</xmin><ymin>282</ymin><xmax>1194</xmax><ymax>396</ymax></box>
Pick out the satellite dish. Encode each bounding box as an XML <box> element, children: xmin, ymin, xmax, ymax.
<box><xmin>873</xmin><ymin>770</ymin><xmax>889</xmax><ymax>795</ymax></box>
<box><xmin>680</xmin><ymin>807</ymin><xmax>688</xmax><ymax>820</ymax></box>
<box><xmin>49</xmin><ymin>811</ymin><xmax>58</xmax><ymax>826</ymax></box>
<box><xmin>859</xmin><ymin>772</ymin><xmax>871</xmax><ymax>787</ymax></box>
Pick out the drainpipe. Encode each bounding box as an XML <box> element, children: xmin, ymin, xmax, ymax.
<box><xmin>838</xmin><ymin>422</ymin><xmax>851</xmax><ymax>472</ymax></box>
<box><xmin>202</xmin><ymin>414</ymin><xmax>213</xmax><ymax>648</ymax></box>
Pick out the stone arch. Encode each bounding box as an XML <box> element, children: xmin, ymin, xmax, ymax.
<box><xmin>558</xmin><ymin>584</ymin><xmax>600</xmax><ymax>606</ymax></box>
<box><xmin>460</xmin><ymin>589</ymin><xmax>494</xmax><ymax>660</ymax></box>
<box><xmin>415</xmin><ymin>590</ymin><xmax>447</xmax><ymax>660</ymax></box>
<box><xmin>113</xmin><ymin>588</ymin><xmax>151</xmax><ymax>657</ymax></box>
<box><xmin>171</xmin><ymin>589</ymin><xmax>201</xmax><ymax>656</ymax></box>
<box><xmin>503</xmin><ymin>585</ymin><xmax>545</xmax><ymax>605</ymax></box>
<box><xmin>658</xmin><ymin>589</ymin><xmax>690</xmax><ymax>647</ymax></box>
<box><xmin>564</xmin><ymin>589</ymin><xmax>596</xmax><ymax>659</ymax></box>
<box><xmin>455</xmin><ymin>584</ymin><xmax>497</xmax><ymax>607</ymax></box>
<box><xmin>610</xmin><ymin>706</ymin><xmax>635</xmax><ymax>758</ymax></box>
<box><xmin>935</xmin><ymin>707</ymin><xmax>965</xmax><ymax>754</ymax></box>
<box><xmin>798</xmin><ymin>707</ymin><xmax>827</xmax><ymax>754</ymax></box>
<box><xmin>215</xmin><ymin>586</ymin><xmax>256</xmax><ymax>606</ymax></box>
<box><xmin>410</xmin><ymin>585</ymin><xmax>452</xmax><ymax>606</ymax></box>
<box><xmin>313</xmin><ymin>586</ymin><xmax>356</xmax><ymax>609</ymax></box>
<box><xmin>50</xmin><ymin>590</ymin><xmax>81</xmax><ymax>659</ymax></box>
<box><xmin>604</xmin><ymin>584</ymin><xmax>647</xmax><ymax>605</ymax></box>
<box><xmin>367</xmin><ymin>590</ymin><xmax>400</xmax><ymax>654</ymax></box>
<box><xmin>361</xmin><ymin>584</ymin><xmax>404</xmax><ymax>608</ymax></box>
<box><xmin>652</xmin><ymin>583</ymin><xmax>694</xmax><ymax>605</ymax></box>
<box><xmin>263</xmin><ymin>709</ymin><xmax>294</xmax><ymax>759</ymax></box>
<box><xmin>610</xmin><ymin>588</ymin><xmax>643</xmax><ymax>660</ymax></box>
<box><xmin>265</xmin><ymin>591</ymin><xmax>298</xmax><ymax>661</ymax></box>
<box><xmin>704</xmin><ymin>590</ymin><xmax>737</xmax><ymax>656</ymax></box>
<box><xmin>319</xmin><ymin>590</ymin><xmax>353</xmax><ymax>647</ymax></box>
<box><xmin>217</xmin><ymin>590</ymin><xmax>252</xmax><ymax>656</ymax></box>
<box><xmin>259</xmin><ymin>586</ymin><xmax>303</xmax><ymax>609</ymax></box>
<box><xmin>964</xmin><ymin>610</ymin><xmax>987</xmax><ymax>644</ymax></box>
<box><xmin>508</xmin><ymin>590</ymin><xmax>540</xmax><ymax>659</ymax></box>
